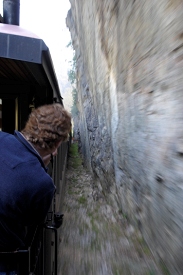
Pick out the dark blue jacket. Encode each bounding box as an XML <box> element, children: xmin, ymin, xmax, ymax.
<box><xmin>0</xmin><ymin>131</ymin><xmax>56</xmax><ymax>251</ymax></box>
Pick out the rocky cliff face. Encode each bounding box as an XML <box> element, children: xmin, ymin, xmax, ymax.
<box><xmin>66</xmin><ymin>1</ymin><xmax>183</xmax><ymax>273</ymax></box>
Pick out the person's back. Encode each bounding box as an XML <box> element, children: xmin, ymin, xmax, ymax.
<box><xmin>0</xmin><ymin>130</ymin><xmax>55</xmax><ymax>251</ymax></box>
<box><xmin>0</xmin><ymin>103</ymin><xmax>71</xmax><ymax>274</ymax></box>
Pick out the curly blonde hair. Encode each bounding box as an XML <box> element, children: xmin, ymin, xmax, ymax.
<box><xmin>21</xmin><ymin>103</ymin><xmax>71</xmax><ymax>150</ymax></box>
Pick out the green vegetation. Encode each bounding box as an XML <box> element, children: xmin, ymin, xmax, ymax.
<box><xmin>138</xmin><ymin>237</ymin><xmax>151</xmax><ymax>256</ymax></box>
<box><xmin>159</xmin><ymin>260</ymin><xmax>171</xmax><ymax>275</ymax></box>
<box><xmin>90</xmin><ymin>216</ymin><xmax>99</xmax><ymax>234</ymax></box>
<box><xmin>67</xmin><ymin>41</ymin><xmax>79</xmax><ymax>117</ymax></box>
<box><xmin>69</xmin><ymin>143</ymin><xmax>82</xmax><ymax>169</ymax></box>
<box><xmin>112</xmin><ymin>264</ymin><xmax>131</xmax><ymax>275</ymax></box>
<box><xmin>69</xmin><ymin>142</ymin><xmax>79</xmax><ymax>156</ymax></box>
<box><xmin>67</xmin><ymin>143</ymin><xmax>83</xmax><ymax>198</ymax></box>
<box><xmin>71</xmin><ymin>177</ymin><xmax>78</xmax><ymax>183</ymax></box>
<box><xmin>132</xmin><ymin>235</ymin><xmax>152</xmax><ymax>258</ymax></box>
<box><xmin>78</xmin><ymin>195</ymin><xmax>87</xmax><ymax>204</ymax></box>
<box><xmin>146</xmin><ymin>271</ymin><xmax>156</xmax><ymax>275</ymax></box>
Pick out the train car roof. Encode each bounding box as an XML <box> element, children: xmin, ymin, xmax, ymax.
<box><xmin>0</xmin><ymin>23</ymin><xmax>62</xmax><ymax>103</ymax></box>
<box><xmin>0</xmin><ymin>23</ymin><xmax>40</xmax><ymax>38</ymax></box>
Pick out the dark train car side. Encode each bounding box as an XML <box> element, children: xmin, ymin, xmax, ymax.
<box><xmin>0</xmin><ymin>1</ymin><xmax>68</xmax><ymax>274</ymax></box>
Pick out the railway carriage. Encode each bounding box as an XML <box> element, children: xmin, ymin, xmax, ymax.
<box><xmin>0</xmin><ymin>1</ymin><xmax>69</xmax><ymax>274</ymax></box>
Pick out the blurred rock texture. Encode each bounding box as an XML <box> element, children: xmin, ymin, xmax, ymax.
<box><xmin>66</xmin><ymin>1</ymin><xmax>183</xmax><ymax>273</ymax></box>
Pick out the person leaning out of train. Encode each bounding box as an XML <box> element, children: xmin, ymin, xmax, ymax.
<box><xmin>0</xmin><ymin>103</ymin><xmax>71</xmax><ymax>274</ymax></box>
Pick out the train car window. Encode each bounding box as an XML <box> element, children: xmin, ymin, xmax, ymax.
<box><xmin>1</xmin><ymin>98</ymin><xmax>17</xmax><ymax>134</ymax></box>
<box><xmin>0</xmin><ymin>99</ymin><xmax>2</xmax><ymax>131</ymax></box>
<box><xmin>15</xmin><ymin>97</ymin><xmax>18</xmax><ymax>131</ymax></box>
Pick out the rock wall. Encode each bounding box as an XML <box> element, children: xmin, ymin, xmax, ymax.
<box><xmin>66</xmin><ymin>1</ymin><xmax>183</xmax><ymax>273</ymax></box>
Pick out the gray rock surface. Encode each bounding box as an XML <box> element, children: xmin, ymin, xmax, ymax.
<box><xmin>66</xmin><ymin>1</ymin><xmax>183</xmax><ymax>273</ymax></box>
<box><xmin>58</xmin><ymin>145</ymin><xmax>163</xmax><ymax>275</ymax></box>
